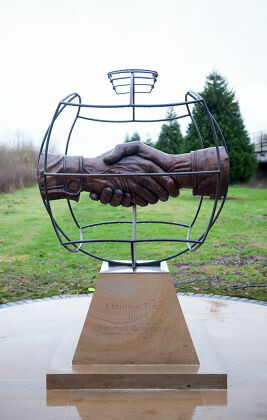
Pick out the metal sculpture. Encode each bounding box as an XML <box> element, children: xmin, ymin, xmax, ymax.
<box><xmin>37</xmin><ymin>69</ymin><xmax>229</xmax><ymax>270</ymax></box>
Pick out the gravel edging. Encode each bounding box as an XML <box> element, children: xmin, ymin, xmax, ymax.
<box><xmin>0</xmin><ymin>293</ymin><xmax>266</xmax><ymax>309</ymax></box>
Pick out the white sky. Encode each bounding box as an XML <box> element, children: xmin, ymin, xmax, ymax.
<box><xmin>0</xmin><ymin>0</ymin><xmax>266</xmax><ymax>157</ymax></box>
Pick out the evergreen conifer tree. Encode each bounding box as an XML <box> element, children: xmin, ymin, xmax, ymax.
<box><xmin>184</xmin><ymin>71</ymin><xmax>257</xmax><ymax>183</ymax></box>
<box><xmin>154</xmin><ymin>107</ymin><xmax>184</xmax><ymax>154</ymax></box>
<box><xmin>124</xmin><ymin>131</ymin><xmax>141</xmax><ymax>143</ymax></box>
<box><xmin>144</xmin><ymin>136</ymin><xmax>155</xmax><ymax>147</ymax></box>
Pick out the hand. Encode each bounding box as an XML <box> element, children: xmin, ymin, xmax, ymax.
<box><xmin>89</xmin><ymin>143</ymin><xmax>180</xmax><ymax>206</ymax></box>
<box><xmin>103</xmin><ymin>142</ymin><xmax>175</xmax><ymax>172</ymax></box>
<box><xmin>87</xmin><ymin>149</ymin><xmax>132</xmax><ymax>207</ymax></box>
<box><xmin>93</xmin><ymin>142</ymin><xmax>229</xmax><ymax>199</ymax></box>
<box><xmin>83</xmin><ymin>154</ymin><xmax>179</xmax><ymax>207</ymax></box>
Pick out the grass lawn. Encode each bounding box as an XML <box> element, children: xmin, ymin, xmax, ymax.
<box><xmin>0</xmin><ymin>186</ymin><xmax>266</xmax><ymax>304</ymax></box>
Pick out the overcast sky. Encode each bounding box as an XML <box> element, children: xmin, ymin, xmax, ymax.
<box><xmin>1</xmin><ymin>0</ymin><xmax>266</xmax><ymax>156</ymax></box>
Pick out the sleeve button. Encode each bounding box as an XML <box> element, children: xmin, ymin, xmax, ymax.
<box><xmin>68</xmin><ymin>180</ymin><xmax>79</xmax><ymax>192</ymax></box>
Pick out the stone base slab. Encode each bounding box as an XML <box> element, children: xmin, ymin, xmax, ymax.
<box><xmin>47</xmin><ymin>364</ymin><xmax>226</xmax><ymax>390</ymax></box>
<box><xmin>47</xmin><ymin>315</ymin><xmax>227</xmax><ymax>390</ymax></box>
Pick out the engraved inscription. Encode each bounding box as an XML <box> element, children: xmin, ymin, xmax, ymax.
<box><xmin>128</xmin><ymin>313</ymin><xmax>138</xmax><ymax>321</ymax></box>
<box><xmin>99</xmin><ymin>324</ymin><xmax>169</xmax><ymax>334</ymax></box>
<box><xmin>105</xmin><ymin>302</ymin><xmax>162</xmax><ymax>311</ymax></box>
<box><xmin>105</xmin><ymin>303</ymin><xmax>141</xmax><ymax>310</ymax></box>
<box><xmin>100</xmin><ymin>301</ymin><xmax>168</xmax><ymax>334</ymax></box>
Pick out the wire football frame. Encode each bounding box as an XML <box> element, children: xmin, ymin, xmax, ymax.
<box><xmin>38</xmin><ymin>69</ymin><xmax>229</xmax><ymax>270</ymax></box>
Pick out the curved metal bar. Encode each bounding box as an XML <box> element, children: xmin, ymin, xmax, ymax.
<box><xmin>64</xmin><ymin>94</ymin><xmax>82</xmax><ymax>231</ymax></box>
<box><xmin>183</xmin><ymin>92</ymin><xmax>206</xmax><ymax>250</ymax></box>
<box><xmin>113</xmin><ymin>91</ymin><xmax>130</xmax><ymax>95</ymax></box>
<box><xmin>59</xmin><ymin>99</ymin><xmax>202</xmax><ymax>109</ymax></box>
<box><xmin>55</xmin><ymin>93</ymin><xmax>80</xmax><ymax>120</ymax></box>
<box><xmin>205</xmin><ymin>112</ymin><xmax>228</xmax><ymax>230</ymax></box>
<box><xmin>187</xmin><ymin>92</ymin><xmax>222</xmax><ymax>245</ymax></box>
<box><xmin>113</xmin><ymin>83</ymin><xmax>131</xmax><ymax>88</ymax></box>
<box><xmin>186</xmin><ymin>227</ymin><xmax>192</xmax><ymax>251</ymax></box>
<box><xmin>108</xmin><ymin>69</ymin><xmax>158</xmax><ymax>76</ymax></box>
<box><xmin>189</xmin><ymin>194</ymin><xmax>228</xmax><ymax>254</ymax></box>
<box><xmin>77</xmin><ymin>114</ymin><xmax>189</xmax><ymax>124</ymax></box>
<box><xmin>186</xmin><ymin>196</ymin><xmax>204</xmax><ymax>250</ymax></box>
<box><xmin>201</xmin><ymin>116</ymin><xmax>228</xmax><ymax>233</ymax></box>
<box><xmin>183</xmin><ymin>90</ymin><xmax>228</xmax><ymax>252</ymax></box>
<box><xmin>183</xmin><ymin>94</ymin><xmax>207</xmax><ymax>250</ymax></box>
<box><xmin>199</xmin><ymin>104</ymin><xmax>221</xmax><ymax>243</ymax></box>
<box><xmin>43</xmin><ymin>104</ymin><xmax>66</xmax><ymax>244</ymax></box>
<box><xmin>57</xmin><ymin>222</ymin><xmax>82</xmax><ymax>253</ymax></box>
<box><xmin>134</xmin><ymin>83</ymin><xmax>155</xmax><ymax>87</ymax></box>
<box><xmin>190</xmin><ymin>196</ymin><xmax>204</xmax><ymax>228</ymax></box>
<box><xmin>211</xmin><ymin>114</ymin><xmax>228</xmax><ymax>154</ymax></box>
<box><xmin>111</xmin><ymin>76</ymin><xmax>155</xmax><ymax>81</ymax></box>
<box><xmin>65</xmin><ymin>94</ymin><xmax>82</xmax><ymax>155</ymax></box>
<box><xmin>136</xmin><ymin>89</ymin><xmax>154</xmax><ymax>94</ymax></box>
<box><xmin>59</xmin><ymin>236</ymin><xmax>203</xmax><ymax>266</ymax></box>
<box><xmin>185</xmin><ymin>91</ymin><xmax>204</xmax><ymax>148</ymax></box>
<box><xmin>81</xmin><ymin>220</ymin><xmax>190</xmax><ymax>229</ymax></box>
<box><xmin>67</xmin><ymin>200</ymin><xmax>80</xmax><ymax>229</ymax></box>
<box><xmin>64</xmin><ymin>238</ymin><xmax>200</xmax><ymax>267</ymax></box>
<box><xmin>62</xmin><ymin>238</ymin><xmax>202</xmax><ymax>245</ymax></box>
<box><xmin>42</xmin><ymin>94</ymin><xmax>82</xmax><ymax>248</ymax></box>
<box><xmin>208</xmin><ymin>194</ymin><xmax>227</xmax><ymax>228</ymax></box>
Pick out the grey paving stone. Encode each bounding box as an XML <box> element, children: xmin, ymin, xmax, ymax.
<box><xmin>32</xmin><ymin>298</ymin><xmax>47</xmax><ymax>302</ymax></box>
<box><xmin>13</xmin><ymin>300</ymin><xmax>28</xmax><ymax>305</ymax></box>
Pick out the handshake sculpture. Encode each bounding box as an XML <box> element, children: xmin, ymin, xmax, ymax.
<box><xmin>38</xmin><ymin>142</ymin><xmax>229</xmax><ymax>207</ymax></box>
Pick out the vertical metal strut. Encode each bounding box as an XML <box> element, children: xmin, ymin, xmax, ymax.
<box><xmin>130</xmin><ymin>71</ymin><xmax>137</xmax><ymax>269</ymax></box>
<box><xmin>130</xmin><ymin>71</ymin><xmax>135</xmax><ymax>122</ymax></box>
<box><xmin>107</xmin><ymin>69</ymin><xmax>160</xmax><ymax>269</ymax></box>
<box><xmin>132</xmin><ymin>204</ymin><xmax>137</xmax><ymax>270</ymax></box>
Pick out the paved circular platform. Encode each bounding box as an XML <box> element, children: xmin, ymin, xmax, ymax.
<box><xmin>0</xmin><ymin>295</ymin><xmax>266</xmax><ymax>419</ymax></box>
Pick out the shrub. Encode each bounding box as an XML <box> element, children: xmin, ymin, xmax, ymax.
<box><xmin>0</xmin><ymin>139</ymin><xmax>38</xmax><ymax>193</ymax></box>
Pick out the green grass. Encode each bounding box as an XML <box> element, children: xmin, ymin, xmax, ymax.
<box><xmin>0</xmin><ymin>186</ymin><xmax>266</xmax><ymax>303</ymax></box>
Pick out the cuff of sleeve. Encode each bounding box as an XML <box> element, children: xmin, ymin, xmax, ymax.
<box><xmin>191</xmin><ymin>147</ymin><xmax>229</xmax><ymax>197</ymax></box>
<box><xmin>63</xmin><ymin>155</ymin><xmax>83</xmax><ymax>201</ymax></box>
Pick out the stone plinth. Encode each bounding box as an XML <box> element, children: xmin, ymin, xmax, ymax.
<box><xmin>47</xmin><ymin>262</ymin><xmax>226</xmax><ymax>389</ymax></box>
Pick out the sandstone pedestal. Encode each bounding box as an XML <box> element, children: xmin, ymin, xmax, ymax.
<box><xmin>46</xmin><ymin>262</ymin><xmax>227</xmax><ymax>389</ymax></box>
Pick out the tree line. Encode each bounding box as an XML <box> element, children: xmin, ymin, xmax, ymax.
<box><xmin>124</xmin><ymin>72</ymin><xmax>257</xmax><ymax>184</ymax></box>
<box><xmin>0</xmin><ymin>137</ymin><xmax>38</xmax><ymax>193</ymax></box>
